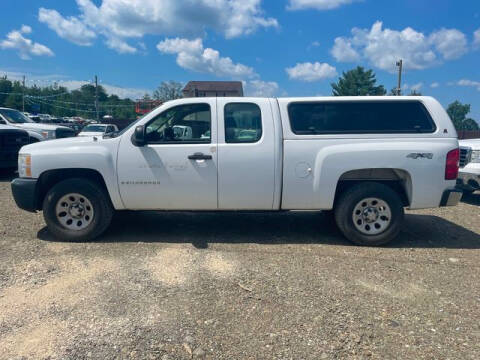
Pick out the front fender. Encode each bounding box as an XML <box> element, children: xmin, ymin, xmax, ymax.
<box><xmin>24</xmin><ymin>137</ymin><xmax>124</xmax><ymax>209</ymax></box>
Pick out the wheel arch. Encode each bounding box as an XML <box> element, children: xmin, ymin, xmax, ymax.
<box><xmin>35</xmin><ymin>168</ymin><xmax>111</xmax><ymax>210</ymax></box>
<box><xmin>334</xmin><ymin>168</ymin><xmax>412</xmax><ymax>207</ymax></box>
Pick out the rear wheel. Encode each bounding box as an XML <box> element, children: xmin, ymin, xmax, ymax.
<box><xmin>43</xmin><ymin>178</ymin><xmax>113</xmax><ymax>241</ymax></box>
<box><xmin>334</xmin><ymin>182</ymin><xmax>404</xmax><ymax>246</ymax></box>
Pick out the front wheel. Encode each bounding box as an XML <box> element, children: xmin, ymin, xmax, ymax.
<box><xmin>334</xmin><ymin>182</ymin><xmax>404</xmax><ymax>246</ymax></box>
<box><xmin>43</xmin><ymin>178</ymin><xmax>114</xmax><ymax>241</ymax></box>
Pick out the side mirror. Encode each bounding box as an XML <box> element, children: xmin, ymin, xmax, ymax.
<box><xmin>131</xmin><ymin>125</ymin><xmax>146</xmax><ymax>147</ymax></box>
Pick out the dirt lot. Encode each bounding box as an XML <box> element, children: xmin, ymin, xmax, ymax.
<box><xmin>0</xmin><ymin>171</ymin><xmax>479</xmax><ymax>360</ymax></box>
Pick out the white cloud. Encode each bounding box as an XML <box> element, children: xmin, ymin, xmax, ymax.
<box><xmin>0</xmin><ymin>69</ymin><xmax>151</xmax><ymax>99</ymax></box>
<box><xmin>105</xmin><ymin>37</ymin><xmax>137</xmax><ymax>54</ymax></box>
<box><xmin>287</xmin><ymin>0</ymin><xmax>358</xmax><ymax>10</ymax></box>
<box><xmin>0</xmin><ymin>26</ymin><xmax>54</xmax><ymax>60</ymax></box>
<box><xmin>410</xmin><ymin>82</ymin><xmax>423</xmax><ymax>92</ymax></box>
<box><xmin>243</xmin><ymin>80</ymin><xmax>279</xmax><ymax>97</ymax></box>
<box><xmin>59</xmin><ymin>80</ymin><xmax>149</xmax><ymax>99</ymax></box>
<box><xmin>457</xmin><ymin>79</ymin><xmax>480</xmax><ymax>91</ymax></box>
<box><xmin>474</xmin><ymin>29</ymin><xmax>480</xmax><ymax>48</ymax></box>
<box><xmin>157</xmin><ymin>38</ymin><xmax>256</xmax><ymax>78</ymax></box>
<box><xmin>429</xmin><ymin>28</ymin><xmax>467</xmax><ymax>60</ymax></box>
<box><xmin>307</xmin><ymin>41</ymin><xmax>321</xmax><ymax>50</ymax></box>
<box><xmin>430</xmin><ymin>82</ymin><xmax>440</xmax><ymax>88</ymax></box>
<box><xmin>20</xmin><ymin>25</ymin><xmax>32</xmax><ymax>34</ymax></box>
<box><xmin>286</xmin><ymin>62</ymin><xmax>337</xmax><ymax>82</ymax></box>
<box><xmin>40</xmin><ymin>0</ymin><xmax>277</xmax><ymax>54</ymax></box>
<box><xmin>38</xmin><ymin>8</ymin><xmax>96</xmax><ymax>46</ymax></box>
<box><xmin>331</xmin><ymin>37</ymin><xmax>360</xmax><ymax>62</ymax></box>
<box><xmin>331</xmin><ymin>21</ymin><xmax>468</xmax><ymax>72</ymax></box>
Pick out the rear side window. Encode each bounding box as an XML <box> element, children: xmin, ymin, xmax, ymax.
<box><xmin>288</xmin><ymin>101</ymin><xmax>436</xmax><ymax>134</ymax></box>
<box><xmin>224</xmin><ymin>103</ymin><xmax>262</xmax><ymax>143</ymax></box>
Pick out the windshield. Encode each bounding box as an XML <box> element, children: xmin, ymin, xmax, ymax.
<box><xmin>82</xmin><ymin>125</ymin><xmax>107</xmax><ymax>132</ymax></box>
<box><xmin>0</xmin><ymin>109</ymin><xmax>35</xmax><ymax>124</ymax></box>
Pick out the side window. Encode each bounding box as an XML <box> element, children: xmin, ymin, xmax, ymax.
<box><xmin>288</xmin><ymin>101</ymin><xmax>436</xmax><ymax>134</ymax></box>
<box><xmin>224</xmin><ymin>103</ymin><xmax>262</xmax><ymax>143</ymax></box>
<box><xmin>145</xmin><ymin>103</ymin><xmax>211</xmax><ymax>144</ymax></box>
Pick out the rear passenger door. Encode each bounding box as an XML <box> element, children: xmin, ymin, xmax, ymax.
<box><xmin>217</xmin><ymin>98</ymin><xmax>277</xmax><ymax>210</ymax></box>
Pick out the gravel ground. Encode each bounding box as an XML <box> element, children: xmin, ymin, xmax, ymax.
<box><xmin>0</xmin><ymin>170</ymin><xmax>479</xmax><ymax>360</ymax></box>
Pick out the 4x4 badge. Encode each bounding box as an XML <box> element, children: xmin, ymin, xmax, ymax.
<box><xmin>407</xmin><ymin>153</ymin><xmax>433</xmax><ymax>159</ymax></box>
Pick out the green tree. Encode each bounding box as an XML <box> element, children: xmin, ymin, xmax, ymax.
<box><xmin>331</xmin><ymin>67</ymin><xmax>386</xmax><ymax>96</ymax></box>
<box><xmin>0</xmin><ymin>75</ymin><xmax>137</xmax><ymax>120</ymax></box>
<box><xmin>153</xmin><ymin>81</ymin><xmax>183</xmax><ymax>101</ymax></box>
<box><xmin>447</xmin><ymin>101</ymin><xmax>479</xmax><ymax>130</ymax></box>
<box><xmin>409</xmin><ymin>90</ymin><xmax>422</xmax><ymax>96</ymax></box>
<box><xmin>389</xmin><ymin>87</ymin><xmax>402</xmax><ymax>96</ymax></box>
<box><xmin>0</xmin><ymin>76</ymin><xmax>13</xmax><ymax>107</ymax></box>
<box><xmin>4</xmin><ymin>81</ymin><xmax>23</xmax><ymax>110</ymax></box>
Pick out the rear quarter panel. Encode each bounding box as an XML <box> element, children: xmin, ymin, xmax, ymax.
<box><xmin>281</xmin><ymin>138</ymin><xmax>458</xmax><ymax>210</ymax></box>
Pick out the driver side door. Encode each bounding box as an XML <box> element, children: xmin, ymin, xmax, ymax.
<box><xmin>117</xmin><ymin>99</ymin><xmax>218</xmax><ymax>210</ymax></box>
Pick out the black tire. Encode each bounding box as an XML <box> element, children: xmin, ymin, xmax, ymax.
<box><xmin>334</xmin><ymin>182</ymin><xmax>404</xmax><ymax>246</ymax></box>
<box><xmin>42</xmin><ymin>178</ymin><xmax>114</xmax><ymax>241</ymax></box>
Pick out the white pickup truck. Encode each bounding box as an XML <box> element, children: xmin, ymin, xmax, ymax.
<box><xmin>11</xmin><ymin>96</ymin><xmax>461</xmax><ymax>246</ymax></box>
<box><xmin>0</xmin><ymin>107</ymin><xmax>76</xmax><ymax>141</ymax></box>
<box><xmin>457</xmin><ymin>140</ymin><xmax>480</xmax><ymax>194</ymax></box>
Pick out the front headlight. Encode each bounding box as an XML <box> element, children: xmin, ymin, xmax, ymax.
<box><xmin>18</xmin><ymin>154</ymin><xmax>32</xmax><ymax>178</ymax></box>
<box><xmin>471</xmin><ymin>150</ymin><xmax>480</xmax><ymax>163</ymax></box>
<box><xmin>41</xmin><ymin>130</ymin><xmax>56</xmax><ymax>139</ymax></box>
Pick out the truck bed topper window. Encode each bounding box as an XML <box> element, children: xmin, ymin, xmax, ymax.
<box><xmin>288</xmin><ymin>100</ymin><xmax>436</xmax><ymax>135</ymax></box>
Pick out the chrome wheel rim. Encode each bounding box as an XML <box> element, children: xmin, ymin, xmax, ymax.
<box><xmin>352</xmin><ymin>197</ymin><xmax>391</xmax><ymax>235</ymax></box>
<box><xmin>55</xmin><ymin>193</ymin><xmax>94</xmax><ymax>231</ymax></box>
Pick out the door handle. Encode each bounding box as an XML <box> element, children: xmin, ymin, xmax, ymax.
<box><xmin>188</xmin><ymin>152</ymin><xmax>212</xmax><ymax>160</ymax></box>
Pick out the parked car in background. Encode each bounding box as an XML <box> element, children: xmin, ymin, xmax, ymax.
<box><xmin>64</xmin><ymin>123</ymin><xmax>84</xmax><ymax>135</ymax></box>
<box><xmin>457</xmin><ymin>139</ymin><xmax>480</xmax><ymax>194</ymax></box>
<box><xmin>27</xmin><ymin>114</ymin><xmax>42</xmax><ymax>123</ymax></box>
<box><xmin>0</xmin><ymin>125</ymin><xmax>30</xmax><ymax>171</ymax></box>
<box><xmin>12</xmin><ymin>96</ymin><xmax>461</xmax><ymax>246</ymax></box>
<box><xmin>0</xmin><ymin>108</ymin><xmax>76</xmax><ymax>142</ymax></box>
<box><xmin>78</xmin><ymin>124</ymin><xmax>118</xmax><ymax>137</ymax></box>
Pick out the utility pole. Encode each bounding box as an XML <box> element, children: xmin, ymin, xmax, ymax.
<box><xmin>396</xmin><ymin>59</ymin><xmax>403</xmax><ymax>96</ymax></box>
<box><xmin>94</xmin><ymin>75</ymin><xmax>99</xmax><ymax>122</ymax></box>
<box><xmin>22</xmin><ymin>75</ymin><xmax>25</xmax><ymax>112</ymax></box>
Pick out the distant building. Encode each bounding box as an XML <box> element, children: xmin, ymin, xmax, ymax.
<box><xmin>182</xmin><ymin>81</ymin><xmax>244</xmax><ymax>98</ymax></box>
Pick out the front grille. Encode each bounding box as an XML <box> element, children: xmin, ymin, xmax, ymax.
<box><xmin>0</xmin><ymin>130</ymin><xmax>29</xmax><ymax>164</ymax></box>
<box><xmin>55</xmin><ymin>127</ymin><xmax>76</xmax><ymax>139</ymax></box>
<box><xmin>460</xmin><ymin>147</ymin><xmax>471</xmax><ymax>168</ymax></box>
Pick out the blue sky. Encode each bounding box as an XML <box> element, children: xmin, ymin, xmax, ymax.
<box><xmin>0</xmin><ymin>0</ymin><xmax>479</xmax><ymax>119</ymax></box>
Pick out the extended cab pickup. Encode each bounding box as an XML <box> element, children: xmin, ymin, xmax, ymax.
<box><xmin>11</xmin><ymin>96</ymin><xmax>461</xmax><ymax>245</ymax></box>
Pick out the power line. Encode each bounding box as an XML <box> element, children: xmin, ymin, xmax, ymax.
<box><xmin>36</xmin><ymin>97</ymin><xmax>135</xmax><ymax>108</ymax></box>
<box><xmin>26</xmin><ymin>97</ymin><xmax>98</xmax><ymax>113</ymax></box>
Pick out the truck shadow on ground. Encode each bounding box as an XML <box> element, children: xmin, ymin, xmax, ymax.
<box><xmin>0</xmin><ymin>170</ymin><xmax>16</xmax><ymax>182</ymax></box>
<box><xmin>461</xmin><ymin>192</ymin><xmax>480</xmax><ymax>206</ymax></box>
<box><xmin>38</xmin><ymin>210</ymin><xmax>480</xmax><ymax>249</ymax></box>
